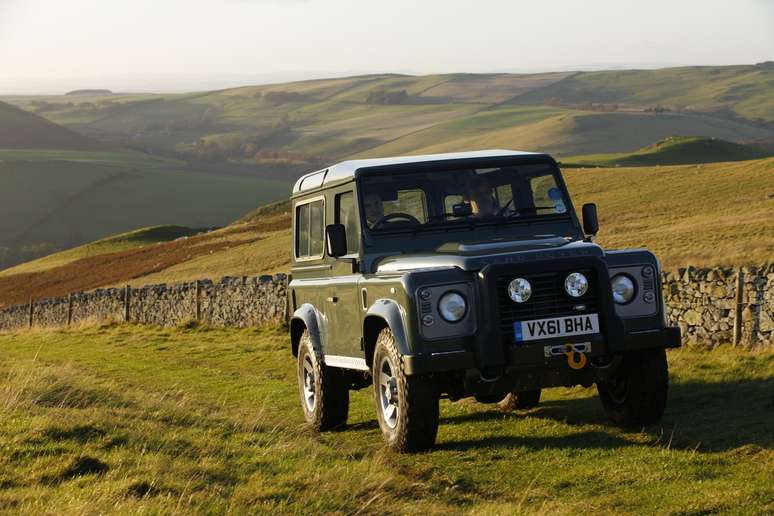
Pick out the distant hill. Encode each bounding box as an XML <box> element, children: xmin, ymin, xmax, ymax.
<box><xmin>3</xmin><ymin>65</ymin><xmax>771</xmax><ymax>166</ymax></box>
<box><xmin>510</xmin><ymin>64</ymin><xmax>774</xmax><ymax>125</ymax></box>
<box><xmin>66</xmin><ymin>89</ymin><xmax>113</xmax><ymax>96</ymax></box>
<box><xmin>565</xmin><ymin>136</ymin><xmax>773</xmax><ymax>166</ymax></box>
<box><xmin>0</xmin><ymin>100</ymin><xmax>103</xmax><ymax>150</ymax></box>
<box><xmin>357</xmin><ymin>111</ymin><xmax>771</xmax><ymax>158</ymax></box>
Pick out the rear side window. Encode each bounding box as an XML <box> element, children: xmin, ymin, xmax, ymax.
<box><xmin>295</xmin><ymin>199</ymin><xmax>324</xmax><ymax>259</ymax></box>
<box><xmin>335</xmin><ymin>192</ymin><xmax>359</xmax><ymax>254</ymax></box>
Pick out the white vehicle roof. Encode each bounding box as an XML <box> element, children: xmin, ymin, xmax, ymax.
<box><xmin>292</xmin><ymin>149</ymin><xmax>545</xmax><ymax>194</ymax></box>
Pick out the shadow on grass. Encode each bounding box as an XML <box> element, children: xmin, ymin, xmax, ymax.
<box><xmin>439</xmin><ymin>377</ymin><xmax>774</xmax><ymax>453</ymax></box>
<box><xmin>437</xmin><ymin>430</ymin><xmax>635</xmax><ymax>452</ymax></box>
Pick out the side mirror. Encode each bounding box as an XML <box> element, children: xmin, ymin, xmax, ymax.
<box><xmin>582</xmin><ymin>203</ymin><xmax>599</xmax><ymax>237</ymax></box>
<box><xmin>326</xmin><ymin>224</ymin><xmax>347</xmax><ymax>258</ymax></box>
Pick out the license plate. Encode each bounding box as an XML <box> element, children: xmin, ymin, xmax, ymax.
<box><xmin>514</xmin><ymin>314</ymin><xmax>600</xmax><ymax>342</ymax></box>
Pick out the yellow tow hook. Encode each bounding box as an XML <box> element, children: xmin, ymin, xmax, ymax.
<box><xmin>565</xmin><ymin>343</ymin><xmax>587</xmax><ymax>370</ymax></box>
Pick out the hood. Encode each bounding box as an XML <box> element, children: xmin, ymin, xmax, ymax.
<box><xmin>375</xmin><ymin>238</ymin><xmax>603</xmax><ymax>273</ymax></box>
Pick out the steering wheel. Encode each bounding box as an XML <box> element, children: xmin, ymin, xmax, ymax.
<box><xmin>373</xmin><ymin>212</ymin><xmax>421</xmax><ymax>229</ymax></box>
<box><xmin>496</xmin><ymin>198</ymin><xmax>514</xmax><ymax>217</ymax></box>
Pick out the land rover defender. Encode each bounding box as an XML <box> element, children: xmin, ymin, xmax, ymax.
<box><xmin>287</xmin><ymin>150</ymin><xmax>681</xmax><ymax>452</ymax></box>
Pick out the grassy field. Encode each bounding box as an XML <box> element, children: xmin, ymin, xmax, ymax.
<box><xmin>564</xmin><ymin>158</ymin><xmax>774</xmax><ymax>267</ymax></box>
<box><xmin>563</xmin><ymin>136</ymin><xmax>772</xmax><ymax>167</ymax></box>
<box><xmin>0</xmin><ymin>324</ymin><xmax>772</xmax><ymax>513</ymax></box>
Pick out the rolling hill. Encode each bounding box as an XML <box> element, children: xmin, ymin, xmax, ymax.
<box><xmin>510</xmin><ymin>63</ymin><xmax>774</xmax><ymax>124</ymax></box>
<box><xmin>0</xmin><ymin>100</ymin><xmax>102</xmax><ymax>150</ymax></box>
<box><xmin>564</xmin><ymin>136</ymin><xmax>772</xmax><ymax>166</ymax></box>
<box><xmin>3</xmin><ymin>65</ymin><xmax>772</xmax><ymax>167</ymax></box>
<box><xmin>1</xmin><ymin>158</ymin><xmax>771</xmax><ymax>308</ymax></box>
<box><xmin>0</xmin><ymin>149</ymin><xmax>289</xmax><ymax>270</ymax></box>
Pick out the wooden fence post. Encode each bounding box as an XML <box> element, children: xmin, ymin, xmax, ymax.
<box><xmin>733</xmin><ymin>270</ymin><xmax>745</xmax><ymax>346</ymax></box>
<box><xmin>28</xmin><ymin>298</ymin><xmax>34</xmax><ymax>329</ymax></box>
<box><xmin>195</xmin><ymin>280</ymin><xmax>202</xmax><ymax>322</ymax></box>
<box><xmin>67</xmin><ymin>293</ymin><xmax>73</xmax><ymax>326</ymax></box>
<box><xmin>124</xmin><ymin>285</ymin><xmax>131</xmax><ymax>323</ymax></box>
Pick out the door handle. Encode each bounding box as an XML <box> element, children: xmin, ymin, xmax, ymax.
<box><xmin>327</xmin><ymin>296</ymin><xmax>339</xmax><ymax>303</ymax></box>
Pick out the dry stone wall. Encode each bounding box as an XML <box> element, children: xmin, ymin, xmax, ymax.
<box><xmin>0</xmin><ymin>274</ymin><xmax>288</xmax><ymax>332</ymax></box>
<box><xmin>0</xmin><ymin>266</ymin><xmax>771</xmax><ymax>346</ymax></box>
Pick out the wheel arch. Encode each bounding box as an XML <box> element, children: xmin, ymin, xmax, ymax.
<box><xmin>290</xmin><ymin>303</ymin><xmax>322</xmax><ymax>357</ymax></box>
<box><xmin>363</xmin><ymin>299</ymin><xmax>411</xmax><ymax>368</ymax></box>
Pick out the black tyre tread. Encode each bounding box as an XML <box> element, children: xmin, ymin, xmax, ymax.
<box><xmin>498</xmin><ymin>389</ymin><xmax>541</xmax><ymax>411</ymax></box>
<box><xmin>373</xmin><ymin>328</ymin><xmax>439</xmax><ymax>452</ymax></box>
<box><xmin>598</xmin><ymin>348</ymin><xmax>668</xmax><ymax>426</ymax></box>
<box><xmin>298</xmin><ymin>330</ymin><xmax>349</xmax><ymax>431</ymax></box>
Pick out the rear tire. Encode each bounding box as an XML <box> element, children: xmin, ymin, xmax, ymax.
<box><xmin>498</xmin><ymin>389</ymin><xmax>541</xmax><ymax>411</ymax></box>
<box><xmin>297</xmin><ymin>330</ymin><xmax>349</xmax><ymax>431</ymax></box>
<box><xmin>597</xmin><ymin>348</ymin><xmax>668</xmax><ymax>426</ymax></box>
<box><xmin>372</xmin><ymin>328</ymin><xmax>439</xmax><ymax>452</ymax></box>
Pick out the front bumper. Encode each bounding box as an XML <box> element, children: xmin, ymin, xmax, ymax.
<box><xmin>404</xmin><ymin>325</ymin><xmax>681</xmax><ymax>375</ymax></box>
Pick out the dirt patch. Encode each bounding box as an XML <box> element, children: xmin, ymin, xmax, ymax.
<box><xmin>0</xmin><ymin>214</ymin><xmax>290</xmax><ymax>307</ymax></box>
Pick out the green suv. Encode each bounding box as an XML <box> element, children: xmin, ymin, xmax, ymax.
<box><xmin>288</xmin><ymin>150</ymin><xmax>681</xmax><ymax>452</ymax></box>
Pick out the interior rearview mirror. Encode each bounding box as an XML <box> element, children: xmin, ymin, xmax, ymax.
<box><xmin>326</xmin><ymin>224</ymin><xmax>347</xmax><ymax>258</ymax></box>
<box><xmin>582</xmin><ymin>203</ymin><xmax>599</xmax><ymax>236</ymax></box>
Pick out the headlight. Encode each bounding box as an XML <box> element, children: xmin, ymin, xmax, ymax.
<box><xmin>565</xmin><ymin>272</ymin><xmax>588</xmax><ymax>297</ymax></box>
<box><xmin>611</xmin><ymin>274</ymin><xmax>636</xmax><ymax>304</ymax></box>
<box><xmin>508</xmin><ymin>278</ymin><xmax>531</xmax><ymax>303</ymax></box>
<box><xmin>438</xmin><ymin>292</ymin><xmax>467</xmax><ymax>322</ymax></box>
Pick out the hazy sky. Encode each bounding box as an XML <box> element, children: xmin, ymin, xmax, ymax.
<box><xmin>1</xmin><ymin>0</ymin><xmax>772</xmax><ymax>93</ymax></box>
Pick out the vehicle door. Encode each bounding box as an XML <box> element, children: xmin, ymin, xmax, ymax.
<box><xmin>324</xmin><ymin>188</ymin><xmax>366</xmax><ymax>363</ymax></box>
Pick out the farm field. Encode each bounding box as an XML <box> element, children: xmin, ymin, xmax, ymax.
<box><xmin>0</xmin><ymin>325</ymin><xmax>772</xmax><ymax>513</ymax></box>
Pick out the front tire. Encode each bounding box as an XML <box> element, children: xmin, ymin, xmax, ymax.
<box><xmin>297</xmin><ymin>330</ymin><xmax>349</xmax><ymax>431</ymax></box>
<box><xmin>597</xmin><ymin>348</ymin><xmax>668</xmax><ymax>426</ymax></box>
<box><xmin>372</xmin><ymin>328</ymin><xmax>439</xmax><ymax>452</ymax></box>
<box><xmin>498</xmin><ymin>389</ymin><xmax>541</xmax><ymax>411</ymax></box>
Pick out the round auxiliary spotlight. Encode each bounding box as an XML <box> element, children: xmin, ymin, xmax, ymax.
<box><xmin>565</xmin><ymin>272</ymin><xmax>588</xmax><ymax>298</ymax></box>
<box><xmin>508</xmin><ymin>278</ymin><xmax>532</xmax><ymax>303</ymax></box>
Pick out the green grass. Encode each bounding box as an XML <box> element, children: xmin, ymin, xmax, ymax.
<box><xmin>565</xmin><ymin>136</ymin><xmax>773</xmax><ymax>166</ymax></box>
<box><xmin>0</xmin><ymin>325</ymin><xmax>772</xmax><ymax>513</ymax></box>
<box><xmin>565</xmin><ymin>158</ymin><xmax>774</xmax><ymax>268</ymax></box>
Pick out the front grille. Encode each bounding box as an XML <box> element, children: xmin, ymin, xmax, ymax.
<box><xmin>496</xmin><ymin>269</ymin><xmax>598</xmax><ymax>344</ymax></box>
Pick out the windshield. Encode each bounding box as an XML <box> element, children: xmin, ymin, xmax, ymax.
<box><xmin>360</xmin><ymin>163</ymin><xmax>570</xmax><ymax>232</ymax></box>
